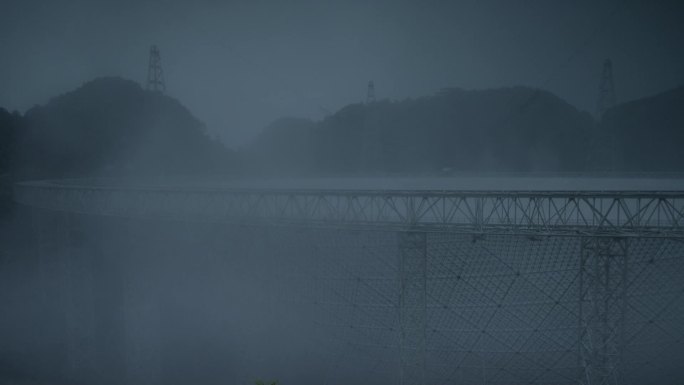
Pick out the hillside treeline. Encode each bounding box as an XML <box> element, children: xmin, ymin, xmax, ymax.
<box><xmin>2</xmin><ymin>79</ymin><xmax>683</xmax><ymax>187</ymax></box>
<box><xmin>1</xmin><ymin>77</ymin><xmax>235</xmax><ymax>181</ymax></box>
<box><xmin>249</xmin><ymin>86</ymin><xmax>684</xmax><ymax>175</ymax></box>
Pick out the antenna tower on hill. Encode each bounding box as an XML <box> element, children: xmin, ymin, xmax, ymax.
<box><xmin>366</xmin><ymin>80</ymin><xmax>376</xmax><ymax>104</ymax></box>
<box><xmin>596</xmin><ymin>59</ymin><xmax>616</xmax><ymax>118</ymax></box>
<box><xmin>147</xmin><ymin>45</ymin><xmax>166</xmax><ymax>93</ymax></box>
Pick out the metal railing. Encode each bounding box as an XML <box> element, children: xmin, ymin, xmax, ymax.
<box><xmin>14</xmin><ymin>180</ymin><xmax>684</xmax><ymax>238</ymax></box>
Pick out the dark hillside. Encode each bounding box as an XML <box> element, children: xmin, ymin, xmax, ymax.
<box><xmin>250</xmin><ymin>86</ymin><xmax>594</xmax><ymax>174</ymax></box>
<box><xmin>0</xmin><ymin>108</ymin><xmax>21</xmax><ymax>214</ymax></box>
<box><xmin>13</xmin><ymin>77</ymin><xmax>234</xmax><ymax>178</ymax></box>
<box><xmin>598</xmin><ymin>85</ymin><xmax>684</xmax><ymax>172</ymax></box>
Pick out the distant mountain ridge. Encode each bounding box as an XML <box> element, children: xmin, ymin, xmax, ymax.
<box><xmin>11</xmin><ymin>77</ymin><xmax>234</xmax><ymax>178</ymax></box>
<box><xmin>249</xmin><ymin>86</ymin><xmax>595</xmax><ymax>174</ymax></box>
<box><xmin>1</xmin><ymin>79</ymin><xmax>682</xmax><ymax>184</ymax></box>
<box><xmin>599</xmin><ymin>85</ymin><xmax>684</xmax><ymax>172</ymax></box>
<box><xmin>249</xmin><ymin>84</ymin><xmax>684</xmax><ymax>175</ymax></box>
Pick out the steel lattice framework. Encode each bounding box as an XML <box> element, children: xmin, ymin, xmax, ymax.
<box><xmin>13</xmin><ymin>181</ymin><xmax>684</xmax><ymax>238</ymax></box>
<box><xmin>399</xmin><ymin>231</ymin><xmax>428</xmax><ymax>385</ymax></box>
<box><xmin>579</xmin><ymin>237</ymin><xmax>629</xmax><ymax>385</ymax></box>
<box><xmin>13</xmin><ymin>180</ymin><xmax>684</xmax><ymax>385</ymax></box>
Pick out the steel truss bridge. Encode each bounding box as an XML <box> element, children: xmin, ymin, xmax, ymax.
<box><xmin>14</xmin><ymin>179</ymin><xmax>684</xmax><ymax>385</ymax></box>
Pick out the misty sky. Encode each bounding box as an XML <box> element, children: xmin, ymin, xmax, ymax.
<box><xmin>1</xmin><ymin>0</ymin><xmax>683</xmax><ymax>146</ymax></box>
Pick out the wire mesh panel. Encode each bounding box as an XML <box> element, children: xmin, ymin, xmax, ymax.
<box><xmin>271</xmin><ymin>229</ymin><xmax>684</xmax><ymax>385</ymax></box>
<box><xmin>399</xmin><ymin>231</ymin><xmax>428</xmax><ymax>385</ymax></box>
<box><xmin>13</xmin><ymin>181</ymin><xmax>684</xmax><ymax>385</ymax></box>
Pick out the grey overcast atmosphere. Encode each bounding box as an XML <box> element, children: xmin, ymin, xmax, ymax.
<box><xmin>4</xmin><ymin>1</ymin><xmax>684</xmax><ymax>385</ymax></box>
<box><xmin>1</xmin><ymin>0</ymin><xmax>683</xmax><ymax>146</ymax></box>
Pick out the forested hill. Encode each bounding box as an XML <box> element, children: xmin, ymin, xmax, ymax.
<box><xmin>10</xmin><ymin>77</ymin><xmax>234</xmax><ymax>178</ymax></box>
<box><xmin>248</xmin><ymin>86</ymin><xmax>595</xmax><ymax>174</ymax></box>
<box><xmin>599</xmin><ymin>85</ymin><xmax>684</xmax><ymax>172</ymax></box>
<box><xmin>3</xmin><ymin>79</ymin><xmax>683</xmax><ymax>182</ymax></box>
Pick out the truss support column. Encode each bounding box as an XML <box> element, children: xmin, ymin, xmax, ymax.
<box><xmin>398</xmin><ymin>230</ymin><xmax>427</xmax><ymax>385</ymax></box>
<box><xmin>579</xmin><ymin>237</ymin><xmax>628</xmax><ymax>385</ymax></box>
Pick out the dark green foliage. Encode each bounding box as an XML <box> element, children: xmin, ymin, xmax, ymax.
<box><xmin>597</xmin><ymin>85</ymin><xmax>684</xmax><ymax>172</ymax></box>
<box><xmin>250</xmin><ymin>86</ymin><xmax>595</xmax><ymax>175</ymax></box>
<box><xmin>3</xmin><ymin>79</ymin><xmax>683</xmax><ymax>182</ymax></box>
<box><xmin>12</xmin><ymin>77</ymin><xmax>235</xmax><ymax>178</ymax></box>
<box><xmin>0</xmin><ymin>108</ymin><xmax>21</xmax><ymax>215</ymax></box>
<box><xmin>0</xmin><ymin>107</ymin><xmax>20</xmax><ymax>174</ymax></box>
<box><xmin>254</xmin><ymin>379</ymin><xmax>277</xmax><ymax>385</ymax></box>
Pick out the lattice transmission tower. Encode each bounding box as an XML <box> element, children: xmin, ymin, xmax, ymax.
<box><xmin>147</xmin><ymin>45</ymin><xmax>166</xmax><ymax>93</ymax></box>
<box><xmin>579</xmin><ymin>237</ymin><xmax>629</xmax><ymax>385</ymax></box>
<box><xmin>16</xmin><ymin>179</ymin><xmax>684</xmax><ymax>385</ymax></box>
<box><xmin>596</xmin><ymin>59</ymin><xmax>616</xmax><ymax>119</ymax></box>
<box><xmin>593</xmin><ymin>59</ymin><xmax>618</xmax><ymax>170</ymax></box>
<box><xmin>366</xmin><ymin>80</ymin><xmax>376</xmax><ymax>104</ymax></box>
<box><xmin>398</xmin><ymin>231</ymin><xmax>427</xmax><ymax>385</ymax></box>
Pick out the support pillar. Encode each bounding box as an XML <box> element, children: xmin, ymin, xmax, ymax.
<box><xmin>398</xmin><ymin>231</ymin><xmax>427</xmax><ymax>385</ymax></box>
<box><xmin>579</xmin><ymin>237</ymin><xmax>628</xmax><ymax>385</ymax></box>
